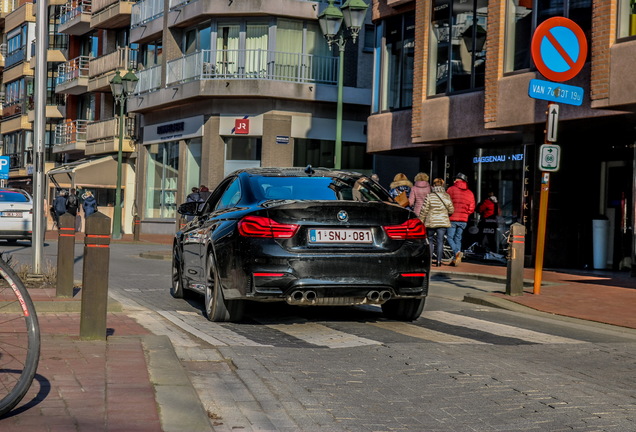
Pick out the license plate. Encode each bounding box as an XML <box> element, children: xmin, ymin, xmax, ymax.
<box><xmin>309</xmin><ymin>229</ymin><xmax>373</xmax><ymax>244</ymax></box>
<box><xmin>1</xmin><ymin>212</ymin><xmax>22</xmax><ymax>217</ymax></box>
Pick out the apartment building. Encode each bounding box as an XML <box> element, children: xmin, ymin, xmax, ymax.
<box><xmin>1</xmin><ymin>0</ymin><xmax>61</xmax><ymax>193</ymax></box>
<box><xmin>127</xmin><ymin>0</ymin><xmax>373</xmax><ymax>235</ymax></box>
<box><xmin>369</xmin><ymin>0</ymin><xmax>635</xmax><ymax>271</ymax></box>
<box><xmin>43</xmin><ymin>0</ymin><xmax>137</xmax><ymax>231</ymax></box>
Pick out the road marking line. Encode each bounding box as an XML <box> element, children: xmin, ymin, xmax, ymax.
<box><xmin>370</xmin><ymin>321</ymin><xmax>489</xmax><ymax>344</ymax></box>
<box><xmin>264</xmin><ymin>321</ymin><xmax>380</xmax><ymax>348</ymax></box>
<box><xmin>425</xmin><ymin>311</ymin><xmax>585</xmax><ymax>344</ymax></box>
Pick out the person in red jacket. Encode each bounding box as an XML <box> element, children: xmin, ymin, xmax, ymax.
<box><xmin>478</xmin><ymin>192</ymin><xmax>499</xmax><ymax>250</ymax></box>
<box><xmin>446</xmin><ymin>173</ymin><xmax>475</xmax><ymax>265</ymax></box>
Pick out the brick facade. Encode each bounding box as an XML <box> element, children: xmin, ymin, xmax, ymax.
<box><xmin>590</xmin><ymin>0</ymin><xmax>615</xmax><ymax>106</ymax></box>
<box><xmin>483</xmin><ymin>0</ymin><xmax>506</xmax><ymax>128</ymax></box>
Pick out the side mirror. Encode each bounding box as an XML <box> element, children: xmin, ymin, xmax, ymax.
<box><xmin>177</xmin><ymin>201</ymin><xmax>200</xmax><ymax>216</ymax></box>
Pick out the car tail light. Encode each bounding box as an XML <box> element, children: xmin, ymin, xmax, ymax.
<box><xmin>401</xmin><ymin>273</ymin><xmax>427</xmax><ymax>277</ymax></box>
<box><xmin>253</xmin><ymin>273</ymin><xmax>285</xmax><ymax>277</ymax></box>
<box><xmin>238</xmin><ymin>215</ymin><xmax>299</xmax><ymax>238</ymax></box>
<box><xmin>384</xmin><ymin>218</ymin><xmax>426</xmax><ymax>239</ymax></box>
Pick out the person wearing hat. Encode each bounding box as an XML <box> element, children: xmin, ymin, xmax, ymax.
<box><xmin>446</xmin><ymin>172</ymin><xmax>475</xmax><ymax>265</ymax></box>
<box><xmin>53</xmin><ymin>190</ymin><xmax>68</xmax><ymax>229</ymax></box>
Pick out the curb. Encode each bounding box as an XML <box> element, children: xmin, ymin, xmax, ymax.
<box><xmin>431</xmin><ymin>269</ymin><xmax>561</xmax><ymax>287</ymax></box>
<box><xmin>0</xmin><ymin>298</ymin><xmax>122</xmax><ymax>313</ymax></box>
<box><xmin>142</xmin><ymin>335</ymin><xmax>212</xmax><ymax>432</ymax></box>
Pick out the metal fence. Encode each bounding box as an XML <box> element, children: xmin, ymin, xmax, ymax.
<box><xmin>131</xmin><ymin>0</ymin><xmax>164</xmax><ymax>28</ymax></box>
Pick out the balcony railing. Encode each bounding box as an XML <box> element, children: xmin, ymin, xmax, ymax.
<box><xmin>87</xmin><ymin>116</ymin><xmax>136</xmax><ymax>142</ymax></box>
<box><xmin>89</xmin><ymin>47</ymin><xmax>137</xmax><ymax>78</ymax></box>
<box><xmin>56</xmin><ymin>56</ymin><xmax>90</xmax><ymax>85</ymax></box>
<box><xmin>134</xmin><ymin>64</ymin><xmax>162</xmax><ymax>94</ymax></box>
<box><xmin>2</xmin><ymin>97</ymin><xmax>28</xmax><ymax>118</ymax></box>
<box><xmin>131</xmin><ymin>0</ymin><xmax>163</xmax><ymax>28</ymax></box>
<box><xmin>60</xmin><ymin>0</ymin><xmax>92</xmax><ymax>24</ymax></box>
<box><xmin>164</xmin><ymin>49</ymin><xmax>338</xmax><ymax>88</ymax></box>
<box><xmin>30</xmin><ymin>34</ymin><xmax>70</xmax><ymax>56</ymax></box>
<box><xmin>27</xmin><ymin>93</ymin><xmax>67</xmax><ymax>111</ymax></box>
<box><xmin>92</xmin><ymin>0</ymin><xmax>120</xmax><ymax>14</ymax></box>
<box><xmin>55</xmin><ymin>119</ymin><xmax>88</xmax><ymax>146</ymax></box>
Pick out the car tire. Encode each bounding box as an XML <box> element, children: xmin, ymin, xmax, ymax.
<box><xmin>205</xmin><ymin>253</ymin><xmax>244</xmax><ymax>322</ymax></box>
<box><xmin>381</xmin><ymin>297</ymin><xmax>426</xmax><ymax>321</ymax></box>
<box><xmin>170</xmin><ymin>245</ymin><xmax>185</xmax><ymax>299</ymax></box>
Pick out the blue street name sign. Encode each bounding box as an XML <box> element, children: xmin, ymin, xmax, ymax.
<box><xmin>528</xmin><ymin>79</ymin><xmax>584</xmax><ymax>106</ymax></box>
<box><xmin>0</xmin><ymin>156</ymin><xmax>9</xmax><ymax>180</ymax></box>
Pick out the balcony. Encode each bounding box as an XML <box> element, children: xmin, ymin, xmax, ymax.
<box><xmin>2</xmin><ymin>98</ymin><xmax>28</xmax><ymax>119</ymax></box>
<box><xmin>130</xmin><ymin>0</ymin><xmax>163</xmax><ymax>43</ymax></box>
<box><xmin>85</xmin><ymin>116</ymin><xmax>136</xmax><ymax>155</ymax></box>
<box><xmin>27</xmin><ymin>94</ymin><xmax>66</xmax><ymax>122</ymax></box>
<box><xmin>54</xmin><ymin>119</ymin><xmax>87</xmax><ymax>153</ymax></box>
<box><xmin>4</xmin><ymin>1</ymin><xmax>34</xmax><ymax>31</ymax></box>
<box><xmin>29</xmin><ymin>34</ymin><xmax>69</xmax><ymax>68</ymax></box>
<box><xmin>91</xmin><ymin>0</ymin><xmax>134</xmax><ymax>29</ymax></box>
<box><xmin>56</xmin><ymin>56</ymin><xmax>90</xmax><ymax>95</ymax></box>
<box><xmin>59</xmin><ymin>0</ymin><xmax>92</xmax><ymax>35</ymax></box>
<box><xmin>167</xmin><ymin>0</ymin><xmax>318</xmax><ymax>28</ymax></box>
<box><xmin>5</xmin><ymin>46</ymin><xmax>26</xmax><ymax>69</ymax></box>
<box><xmin>165</xmin><ymin>49</ymin><xmax>338</xmax><ymax>87</ymax></box>
<box><xmin>88</xmin><ymin>47</ymin><xmax>137</xmax><ymax>92</ymax></box>
<box><xmin>0</xmin><ymin>43</ymin><xmax>5</xmax><ymax>68</ymax></box>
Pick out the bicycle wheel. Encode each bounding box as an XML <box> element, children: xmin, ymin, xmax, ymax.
<box><xmin>0</xmin><ymin>257</ymin><xmax>40</xmax><ymax>417</ymax></box>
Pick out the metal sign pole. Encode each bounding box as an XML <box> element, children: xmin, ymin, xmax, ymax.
<box><xmin>32</xmin><ymin>0</ymin><xmax>49</xmax><ymax>276</ymax></box>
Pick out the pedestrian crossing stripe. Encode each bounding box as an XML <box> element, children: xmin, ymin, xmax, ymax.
<box><xmin>425</xmin><ymin>311</ymin><xmax>583</xmax><ymax>344</ymax></box>
<box><xmin>370</xmin><ymin>321</ymin><xmax>488</xmax><ymax>345</ymax></box>
<box><xmin>155</xmin><ymin>310</ymin><xmax>587</xmax><ymax>348</ymax></box>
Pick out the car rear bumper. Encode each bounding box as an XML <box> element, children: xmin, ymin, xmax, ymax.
<box><xmin>224</xmin><ymin>239</ymin><xmax>430</xmax><ymax>303</ymax></box>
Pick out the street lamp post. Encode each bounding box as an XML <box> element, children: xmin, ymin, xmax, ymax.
<box><xmin>318</xmin><ymin>0</ymin><xmax>369</xmax><ymax>170</ymax></box>
<box><xmin>109</xmin><ymin>69</ymin><xmax>138</xmax><ymax>239</ymax></box>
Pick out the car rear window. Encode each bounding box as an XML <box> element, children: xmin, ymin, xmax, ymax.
<box><xmin>0</xmin><ymin>191</ymin><xmax>29</xmax><ymax>203</ymax></box>
<box><xmin>250</xmin><ymin>176</ymin><xmax>390</xmax><ymax>202</ymax></box>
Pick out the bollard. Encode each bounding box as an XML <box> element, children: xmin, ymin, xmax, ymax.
<box><xmin>56</xmin><ymin>213</ymin><xmax>76</xmax><ymax>298</ymax></box>
<box><xmin>133</xmin><ymin>215</ymin><xmax>141</xmax><ymax>241</ymax></box>
<box><xmin>80</xmin><ymin>211</ymin><xmax>111</xmax><ymax>341</ymax></box>
<box><xmin>506</xmin><ymin>223</ymin><xmax>526</xmax><ymax>296</ymax></box>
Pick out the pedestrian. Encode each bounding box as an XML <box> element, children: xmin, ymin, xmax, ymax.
<box><xmin>388</xmin><ymin>173</ymin><xmax>412</xmax><ymax>208</ymax></box>
<box><xmin>82</xmin><ymin>191</ymin><xmax>98</xmax><ymax>217</ymax></box>
<box><xmin>478</xmin><ymin>191</ymin><xmax>499</xmax><ymax>251</ymax></box>
<box><xmin>186</xmin><ymin>186</ymin><xmax>200</xmax><ymax>203</ymax></box>
<box><xmin>66</xmin><ymin>188</ymin><xmax>81</xmax><ymax>232</ymax></box>
<box><xmin>409</xmin><ymin>172</ymin><xmax>431</xmax><ymax>215</ymax></box>
<box><xmin>198</xmin><ymin>185</ymin><xmax>211</xmax><ymax>205</ymax></box>
<box><xmin>419</xmin><ymin>178</ymin><xmax>454</xmax><ymax>267</ymax></box>
<box><xmin>53</xmin><ymin>190</ymin><xmax>68</xmax><ymax>229</ymax></box>
<box><xmin>446</xmin><ymin>172</ymin><xmax>475</xmax><ymax>266</ymax></box>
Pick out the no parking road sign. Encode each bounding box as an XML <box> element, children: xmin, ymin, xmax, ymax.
<box><xmin>531</xmin><ymin>17</ymin><xmax>587</xmax><ymax>82</ymax></box>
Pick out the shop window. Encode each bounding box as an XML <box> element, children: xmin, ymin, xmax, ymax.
<box><xmin>294</xmin><ymin>139</ymin><xmax>371</xmax><ymax>170</ymax></box>
<box><xmin>430</xmin><ymin>0</ymin><xmax>488</xmax><ymax>95</ymax></box>
<box><xmin>224</xmin><ymin>137</ymin><xmax>261</xmax><ymax>176</ymax></box>
<box><xmin>145</xmin><ymin>141</ymin><xmax>179</xmax><ymax>219</ymax></box>
<box><xmin>185</xmin><ymin>138</ymin><xmax>202</xmax><ymax>193</ymax></box>
<box><xmin>504</xmin><ymin>0</ymin><xmax>591</xmax><ymax>72</ymax></box>
<box><xmin>617</xmin><ymin>0</ymin><xmax>636</xmax><ymax>38</ymax></box>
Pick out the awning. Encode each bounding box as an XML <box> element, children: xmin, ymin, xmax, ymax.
<box><xmin>47</xmin><ymin>156</ymin><xmax>122</xmax><ymax>189</ymax></box>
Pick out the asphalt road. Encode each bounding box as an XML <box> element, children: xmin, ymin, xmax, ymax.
<box><xmin>3</xmin><ymin>240</ymin><xmax>636</xmax><ymax>431</ymax></box>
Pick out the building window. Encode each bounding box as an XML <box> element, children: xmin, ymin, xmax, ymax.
<box><xmin>430</xmin><ymin>0</ymin><xmax>488</xmax><ymax>95</ymax></box>
<box><xmin>617</xmin><ymin>0</ymin><xmax>636</xmax><ymax>38</ymax></box>
<box><xmin>145</xmin><ymin>142</ymin><xmax>179</xmax><ymax>219</ymax></box>
<box><xmin>294</xmin><ymin>139</ymin><xmax>371</xmax><ymax>170</ymax></box>
<box><xmin>379</xmin><ymin>12</ymin><xmax>415</xmax><ymax>110</ymax></box>
<box><xmin>504</xmin><ymin>0</ymin><xmax>591</xmax><ymax>72</ymax></box>
<box><xmin>139</xmin><ymin>39</ymin><xmax>163</xmax><ymax>68</ymax></box>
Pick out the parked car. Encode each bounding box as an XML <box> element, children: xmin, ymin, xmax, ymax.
<box><xmin>0</xmin><ymin>188</ymin><xmax>33</xmax><ymax>243</ymax></box>
<box><xmin>172</xmin><ymin>167</ymin><xmax>430</xmax><ymax>322</ymax></box>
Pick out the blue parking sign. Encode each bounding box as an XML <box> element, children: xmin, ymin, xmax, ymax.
<box><xmin>0</xmin><ymin>156</ymin><xmax>9</xmax><ymax>180</ymax></box>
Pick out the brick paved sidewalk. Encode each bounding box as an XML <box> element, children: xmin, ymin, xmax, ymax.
<box><xmin>0</xmin><ymin>313</ymin><xmax>162</xmax><ymax>432</ymax></box>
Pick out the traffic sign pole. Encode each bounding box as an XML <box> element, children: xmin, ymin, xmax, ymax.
<box><xmin>534</xmin><ymin>172</ymin><xmax>550</xmax><ymax>295</ymax></box>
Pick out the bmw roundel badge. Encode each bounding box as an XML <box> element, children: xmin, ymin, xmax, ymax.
<box><xmin>337</xmin><ymin>210</ymin><xmax>348</xmax><ymax>222</ymax></box>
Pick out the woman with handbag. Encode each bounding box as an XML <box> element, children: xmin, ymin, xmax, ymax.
<box><xmin>389</xmin><ymin>173</ymin><xmax>413</xmax><ymax>208</ymax></box>
<box><xmin>419</xmin><ymin>178</ymin><xmax>454</xmax><ymax>266</ymax></box>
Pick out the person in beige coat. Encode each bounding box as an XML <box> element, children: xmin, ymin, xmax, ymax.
<box><xmin>419</xmin><ymin>178</ymin><xmax>454</xmax><ymax>266</ymax></box>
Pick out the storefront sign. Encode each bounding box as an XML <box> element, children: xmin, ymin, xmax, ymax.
<box><xmin>235</xmin><ymin>119</ymin><xmax>250</xmax><ymax>134</ymax></box>
<box><xmin>144</xmin><ymin>115</ymin><xmax>204</xmax><ymax>144</ymax></box>
<box><xmin>473</xmin><ymin>153</ymin><xmax>524</xmax><ymax>164</ymax></box>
